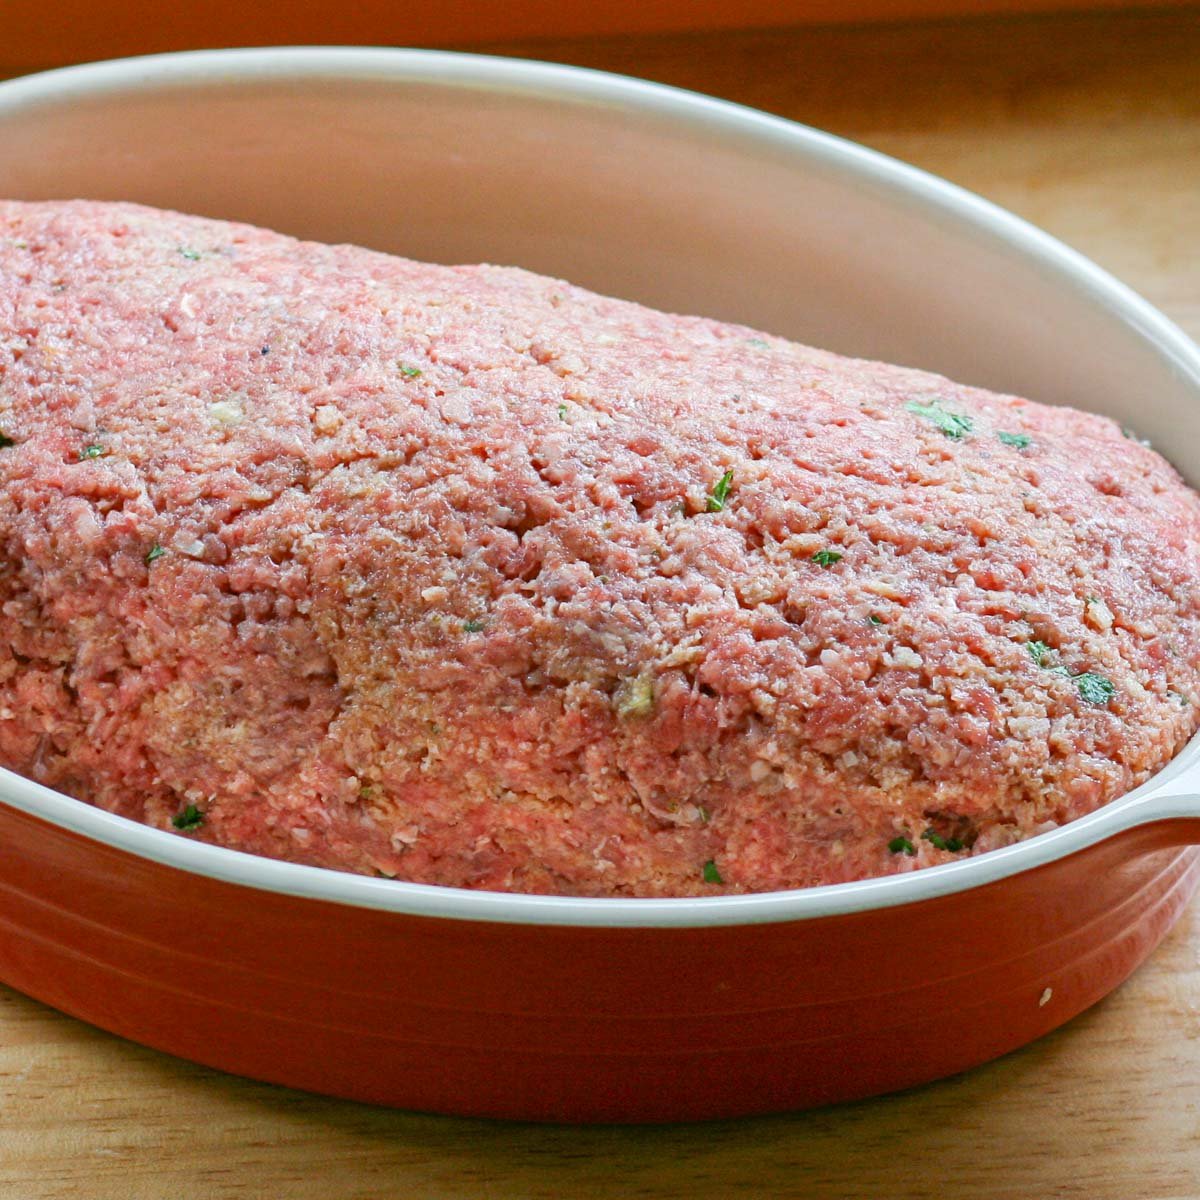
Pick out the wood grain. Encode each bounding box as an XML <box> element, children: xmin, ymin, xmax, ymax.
<box><xmin>1</xmin><ymin>8</ymin><xmax>1200</xmax><ymax>1197</ymax></box>
<box><xmin>2</xmin><ymin>0</ymin><xmax>1195</xmax><ymax>73</ymax></box>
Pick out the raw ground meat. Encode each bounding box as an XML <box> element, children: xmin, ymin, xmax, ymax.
<box><xmin>0</xmin><ymin>199</ymin><xmax>1197</xmax><ymax>896</ymax></box>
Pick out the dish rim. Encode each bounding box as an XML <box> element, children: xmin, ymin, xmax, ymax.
<box><xmin>2</xmin><ymin>45</ymin><xmax>1200</xmax><ymax>929</ymax></box>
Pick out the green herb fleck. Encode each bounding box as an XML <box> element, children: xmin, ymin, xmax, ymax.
<box><xmin>13</xmin><ymin>240</ymin><xmax>27</xmax><ymax>250</ymax></box>
<box><xmin>697</xmin><ymin>805</ymin><xmax>710</xmax><ymax>824</ymax></box>
<box><xmin>997</xmin><ymin>431</ymin><xmax>1031</xmax><ymax>449</ymax></box>
<box><xmin>399</xmin><ymin>364</ymin><xmax>423</xmax><ymax>378</ymax></box>
<box><xmin>867</xmin><ymin>614</ymin><xmax>884</xmax><ymax>626</ymax></box>
<box><xmin>557</xmin><ymin>403</ymin><xmax>568</xmax><ymax>420</ymax></box>
<box><xmin>921</xmin><ymin>829</ymin><xmax>964</xmax><ymax>853</ymax></box>
<box><xmin>0</xmin><ymin>432</ymin><xmax>14</xmax><ymax>449</ymax></box>
<box><xmin>145</xmin><ymin>544</ymin><xmax>167</xmax><ymax>565</ymax></box>
<box><xmin>614</xmin><ymin>674</ymin><xmax>655</xmax><ymax>720</ymax></box>
<box><xmin>1075</xmin><ymin>672</ymin><xmax>1115</xmax><ymax>706</ymax></box>
<box><xmin>702</xmin><ymin>859</ymin><xmax>723</xmax><ymax>884</ymax></box>
<box><xmin>1169</xmin><ymin>690</ymin><xmax>1191</xmax><ymax>707</ymax></box>
<box><xmin>746</xmin><ymin>338</ymin><xmax>770</xmax><ymax>350</ymax></box>
<box><xmin>1025</xmin><ymin>647</ymin><xmax>1113</xmax><ymax>695</ymax></box>
<box><xmin>905</xmin><ymin>399</ymin><xmax>973</xmax><ymax>440</ymax></box>
<box><xmin>79</xmin><ymin>443</ymin><xmax>105</xmax><ymax>460</ymax></box>
<box><xmin>812</xmin><ymin>549</ymin><xmax>843</xmax><ymax>569</ymax></box>
<box><xmin>888</xmin><ymin>836</ymin><xmax>916</xmax><ymax>856</ymax></box>
<box><xmin>463</xmin><ymin>619</ymin><xmax>485</xmax><ymax>633</ymax></box>
<box><xmin>171</xmin><ymin>804</ymin><xmax>204</xmax><ymax>831</ymax></box>
<box><xmin>1026</xmin><ymin>640</ymin><xmax>1052</xmax><ymax>667</ymax></box>
<box><xmin>178</xmin><ymin>247</ymin><xmax>201</xmax><ymax>261</ymax></box>
<box><xmin>706</xmin><ymin>470</ymin><xmax>734</xmax><ymax>513</ymax></box>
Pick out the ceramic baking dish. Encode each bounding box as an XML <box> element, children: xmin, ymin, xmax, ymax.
<box><xmin>0</xmin><ymin>47</ymin><xmax>1198</xmax><ymax>1122</ymax></box>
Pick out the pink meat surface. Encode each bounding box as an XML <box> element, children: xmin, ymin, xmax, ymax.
<box><xmin>0</xmin><ymin>199</ymin><xmax>1197</xmax><ymax>896</ymax></box>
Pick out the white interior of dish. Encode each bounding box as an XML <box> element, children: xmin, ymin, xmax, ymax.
<box><xmin>0</xmin><ymin>47</ymin><xmax>1198</xmax><ymax>927</ymax></box>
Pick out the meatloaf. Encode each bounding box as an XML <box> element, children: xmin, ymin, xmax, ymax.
<box><xmin>0</xmin><ymin>199</ymin><xmax>1197</xmax><ymax>896</ymax></box>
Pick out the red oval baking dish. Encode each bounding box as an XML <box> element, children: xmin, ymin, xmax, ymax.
<box><xmin>1</xmin><ymin>48</ymin><xmax>1199</xmax><ymax>1123</ymax></box>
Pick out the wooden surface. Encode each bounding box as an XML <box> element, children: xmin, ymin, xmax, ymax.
<box><xmin>2</xmin><ymin>0</ymin><xmax>1194</xmax><ymax>72</ymax></box>
<box><xmin>2</xmin><ymin>8</ymin><xmax>1200</xmax><ymax>1197</ymax></box>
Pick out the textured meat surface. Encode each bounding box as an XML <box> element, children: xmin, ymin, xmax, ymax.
<box><xmin>0</xmin><ymin>199</ymin><xmax>1198</xmax><ymax>896</ymax></box>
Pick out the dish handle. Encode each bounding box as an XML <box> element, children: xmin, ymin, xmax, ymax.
<box><xmin>1110</xmin><ymin>758</ymin><xmax>1200</xmax><ymax>847</ymax></box>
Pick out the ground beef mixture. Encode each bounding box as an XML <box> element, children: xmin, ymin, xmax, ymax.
<box><xmin>0</xmin><ymin>199</ymin><xmax>1196</xmax><ymax>896</ymax></box>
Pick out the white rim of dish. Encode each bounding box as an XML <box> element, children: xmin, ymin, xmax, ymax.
<box><xmin>2</xmin><ymin>46</ymin><xmax>1200</xmax><ymax>929</ymax></box>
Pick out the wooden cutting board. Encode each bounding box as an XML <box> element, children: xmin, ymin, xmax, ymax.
<box><xmin>1</xmin><ymin>8</ymin><xmax>1199</xmax><ymax>1197</ymax></box>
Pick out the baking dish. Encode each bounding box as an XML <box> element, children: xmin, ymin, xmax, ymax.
<box><xmin>0</xmin><ymin>47</ymin><xmax>1198</xmax><ymax>1122</ymax></box>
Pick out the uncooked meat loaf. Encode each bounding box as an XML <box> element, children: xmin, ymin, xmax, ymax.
<box><xmin>1</xmin><ymin>200</ymin><xmax>1197</xmax><ymax>896</ymax></box>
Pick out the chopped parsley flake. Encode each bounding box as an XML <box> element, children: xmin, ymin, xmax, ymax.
<box><xmin>868</xmin><ymin>614</ymin><xmax>884</xmax><ymax>626</ymax></box>
<box><xmin>0</xmin><ymin>432</ymin><xmax>14</xmax><ymax>449</ymax></box>
<box><xmin>399</xmin><ymin>364</ymin><xmax>422</xmax><ymax>378</ymax></box>
<box><xmin>702</xmin><ymin>859</ymin><xmax>723</xmax><ymax>884</ymax></box>
<box><xmin>557</xmin><ymin>403</ymin><xmax>568</xmax><ymax>420</ymax></box>
<box><xmin>746</xmin><ymin>338</ymin><xmax>770</xmax><ymax>349</ymax></box>
<box><xmin>1075</xmin><ymin>672</ymin><xmax>1115</xmax><ymax>706</ymax></box>
<box><xmin>706</xmin><ymin>470</ymin><xmax>734</xmax><ymax>512</ymax></box>
<box><xmin>905</xmin><ymin>399</ymin><xmax>973</xmax><ymax>440</ymax></box>
<box><xmin>79</xmin><ymin>443</ymin><xmax>105</xmax><ymax>460</ymax></box>
<box><xmin>888</xmin><ymin>836</ymin><xmax>916</xmax><ymax>856</ymax></box>
<box><xmin>1170</xmin><ymin>690</ymin><xmax>1191</xmax><ymax>707</ymax></box>
<box><xmin>997</xmin><ymin>431</ymin><xmax>1031</xmax><ymax>449</ymax></box>
<box><xmin>922</xmin><ymin>829</ymin><xmax>964</xmax><ymax>852</ymax></box>
<box><xmin>145</xmin><ymin>544</ymin><xmax>167</xmax><ymax>565</ymax></box>
<box><xmin>812</xmin><ymin>549</ymin><xmax>843</xmax><ymax>569</ymax></box>
<box><xmin>178</xmin><ymin>247</ymin><xmax>201</xmax><ymax>261</ymax></box>
<box><xmin>463</xmin><ymin>619</ymin><xmax>485</xmax><ymax>633</ymax></box>
<box><xmin>171</xmin><ymin>804</ymin><xmax>204</xmax><ymax>831</ymax></box>
<box><xmin>1026</xmin><ymin>640</ymin><xmax>1052</xmax><ymax>667</ymax></box>
<box><xmin>1027</xmin><ymin>642</ymin><xmax>1117</xmax><ymax>705</ymax></box>
<box><xmin>697</xmin><ymin>805</ymin><xmax>710</xmax><ymax>824</ymax></box>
